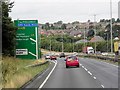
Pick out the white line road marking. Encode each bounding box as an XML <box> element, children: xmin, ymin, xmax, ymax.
<box><xmin>93</xmin><ymin>76</ymin><xmax>96</xmax><ymax>79</ymax></box>
<box><xmin>80</xmin><ymin>63</ymin><xmax>105</xmax><ymax>88</ymax></box>
<box><xmin>84</xmin><ymin>68</ymin><xmax>88</xmax><ymax>71</ymax></box>
<box><xmin>82</xmin><ymin>66</ymin><xmax>84</xmax><ymax>68</ymax></box>
<box><xmin>101</xmin><ymin>85</ymin><xmax>104</xmax><ymax>88</ymax></box>
<box><xmin>38</xmin><ymin>60</ymin><xmax>57</xmax><ymax>89</ymax></box>
<box><xmin>88</xmin><ymin>71</ymin><xmax>92</xmax><ymax>76</ymax></box>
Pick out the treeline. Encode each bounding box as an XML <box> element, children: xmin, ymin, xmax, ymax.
<box><xmin>2</xmin><ymin>0</ymin><xmax>16</xmax><ymax>56</ymax></box>
<box><xmin>98</xmin><ymin>24</ymin><xmax>120</xmax><ymax>40</ymax></box>
<box><xmin>42</xmin><ymin>21</ymin><xmax>67</xmax><ymax>30</ymax></box>
<box><xmin>100</xmin><ymin>18</ymin><xmax>120</xmax><ymax>23</ymax></box>
<box><xmin>41</xmin><ymin>18</ymin><xmax>120</xmax><ymax>30</ymax></box>
<box><xmin>41</xmin><ymin>35</ymin><xmax>111</xmax><ymax>52</ymax></box>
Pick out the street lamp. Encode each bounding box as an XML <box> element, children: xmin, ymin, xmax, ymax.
<box><xmin>62</xmin><ymin>31</ymin><xmax>64</xmax><ymax>53</ymax></box>
<box><xmin>84</xmin><ymin>27</ymin><xmax>86</xmax><ymax>48</ymax></box>
<box><xmin>73</xmin><ymin>36</ymin><xmax>76</xmax><ymax>52</ymax></box>
<box><xmin>47</xmin><ymin>35</ymin><xmax>52</xmax><ymax>54</ymax></box>
<box><xmin>94</xmin><ymin>14</ymin><xmax>97</xmax><ymax>54</ymax></box>
<box><xmin>105</xmin><ymin>30</ymin><xmax>109</xmax><ymax>52</ymax></box>
<box><xmin>50</xmin><ymin>37</ymin><xmax>51</xmax><ymax>54</ymax></box>
<box><xmin>110</xmin><ymin>0</ymin><xmax>113</xmax><ymax>53</ymax></box>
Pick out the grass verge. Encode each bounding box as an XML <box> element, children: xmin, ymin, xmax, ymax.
<box><xmin>2</xmin><ymin>56</ymin><xmax>49</xmax><ymax>88</ymax></box>
<box><xmin>0</xmin><ymin>56</ymin><xmax>2</xmax><ymax>89</ymax></box>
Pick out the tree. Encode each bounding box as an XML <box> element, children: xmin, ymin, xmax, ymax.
<box><xmin>112</xmin><ymin>18</ymin><xmax>115</xmax><ymax>23</ymax></box>
<box><xmin>2</xmin><ymin>0</ymin><xmax>17</xmax><ymax>56</ymax></box>
<box><xmin>100</xmin><ymin>19</ymin><xmax>105</xmax><ymax>22</ymax></box>
<box><xmin>57</xmin><ymin>21</ymin><xmax>63</xmax><ymax>24</ymax></box>
<box><xmin>61</xmin><ymin>24</ymin><xmax>66</xmax><ymax>29</ymax></box>
<box><xmin>116</xmin><ymin>18</ymin><xmax>120</xmax><ymax>22</ymax></box>
<box><xmin>105</xmin><ymin>24</ymin><xmax>110</xmax><ymax>30</ymax></box>
<box><xmin>45</xmin><ymin>22</ymin><xmax>50</xmax><ymax>30</ymax></box>
<box><xmin>87</xmin><ymin>29</ymin><xmax>95</xmax><ymax>37</ymax></box>
<box><xmin>50</xmin><ymin>24</ymin><xmax>55</xmax><ymax>30</ymax></box>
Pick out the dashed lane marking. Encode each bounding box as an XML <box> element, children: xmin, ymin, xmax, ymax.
<box><xmin>93</xmin><ymin>76</ymin><xmax>96</xmax><ymax>79</ymax></box>
<box><xmin>88</xmin><ymin>71</ymin><xmax>92</xmax><ymax>76</ymax></box>
<box><xmin>80</xmin><ymin>64</ymin><xmax>105</xmax><ymax>88</ymax></box>
<box><xmin>101</xmin><ymin>85</ymin><xmax>104</xmax><ymax>88</ymax></box>
<box><xmin>80</xmin><ymin>63</ymin><xmax>82</xmax><ymax>66</ymax></box>
<box><xmin>82</xmin><ymin>66</ymin><xmax>84</xmax><ymax>68</ymax></box>
<box><xmin>84</xmin><ymin>68</ymin><xmax>88</xmax><ymax>71</ymax></box>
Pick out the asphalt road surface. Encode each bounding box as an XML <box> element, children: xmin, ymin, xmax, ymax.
<box><xmin>41</xmin><ymin>58</ymin><xmax>102</xmax><ymax>88</ymax></box>
<box><xmin>79</xmin><ymin>57</ymin><xmax>118</xmax><ymax>88</ymax></box>
<box><xmin>22</xmin><ymin>57</ymin><xmax>118</xmax><ymax>89</ymax></box>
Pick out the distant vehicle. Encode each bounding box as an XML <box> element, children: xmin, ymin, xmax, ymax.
<box><xmin>45</xmin><ymin>55</ymin><xmax>50</xmax><ymax>59</ymax></box>
<box><xmin>66</xmin><ymin>55</ymin><xmax>79</xmax><ymax>68</ymax></box>
<box><xmin>60</xmin><ymin>53</ymin><xmax>65</xmax><ymax>58</ymax></box>
<box><xmin>101</xmin><ymin>52</ymin><xmax>108</xmax><ymax>56</ymax></box>
<box><xmin>73</xmin><ymin>52</ymin><xmax>78</xmax><ymax>56</ymax></box>
<box><xmin>50</xmin><ymin>55</ymin><xmax>57</xmax><ymax>60</ymax></box>
<box><xmin>82</xmin><ymin>46</ymin><xmax>94</xmax><ymax>54</ymax></box>
<box><xmin>95</xmin><ymin>51</ymin><xmax>101</xmax><ymax>55</ymax></box>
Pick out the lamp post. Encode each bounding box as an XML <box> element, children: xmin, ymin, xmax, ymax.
<box><xmin>50</xmin><ymin>37</ymin><xmax>51</xmax><ymax>54</ymax></box>
<box><xmin>73</xmin><ymin>36</ymin><xmax>76</xmax><ymax>52</ymax></box>
<box><xmin>84</xmin><ymin>27</ymin><xmax>86</xmax><ymax>48</ymax></box>
<box><xmin>105</xmin><ymin>30</ymin><xmax>109</xmax><ymax>52</ymax></box>
<box><xmin>62</xmin><ymin>31</ymin><xmax>64</xmax><ymax>53</ymax></box>
<box><xmin>94</xmin><ymin>14</ymin><xmax>97</xmax><ymax>54</ymax></box>
<box><xmin>47</xmin><ymin>35</ymin><xmax>52</xmax><ymax>54</ymax></box>
<box><xmin>110</xmin><ymin>0</ymin><xmax>113</xmax><ymax>53</ymax></box>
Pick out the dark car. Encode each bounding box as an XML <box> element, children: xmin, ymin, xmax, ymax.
<box><xmin>50</xmin><ymin>55</ymin><xmax>57</xmax><ymax>60</ymax></box>
<box><xmin>60</xmin><ymin>53</ymin><xmax>65</xmax><ymax>58</ymax></box>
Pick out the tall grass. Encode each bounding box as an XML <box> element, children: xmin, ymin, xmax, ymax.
<box><xmin>0</xmin><ymin>55</ymin><xmax>2</xmax><ymax>89</ymax></box>
<box><xmin>2</xmin><ymin>56</ymin><xmax>49</xmax><ymax>88</ymax></box>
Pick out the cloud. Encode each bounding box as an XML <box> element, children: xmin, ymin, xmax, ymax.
<box><xmin>10</xmin><ymin>0</ymin><xmax>119</xmax><ymax>23</ymax></box>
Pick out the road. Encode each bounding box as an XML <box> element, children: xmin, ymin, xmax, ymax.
<box><xmin>79</xmin><ymin>57</ymin><xmax>118</xmax><ymax>88</ymax></box>
<box><xmin>22</xmin><ymin>57</ymin><xmax>118</xmax><ymax>89</ymax></box>
<box><xmin>40</xmin><ymin>58</ymin><xmax>102</xmax><ymax>88</ymax></box>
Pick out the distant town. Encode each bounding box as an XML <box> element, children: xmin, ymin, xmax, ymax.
<box><xmin>39</xmin><ymin>18</ymin><xmax>120</xmax><ymax>43</ymax></box>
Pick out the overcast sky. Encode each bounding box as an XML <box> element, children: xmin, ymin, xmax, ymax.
<box><xmin>10</xmin><ymin>0</ymin><xmax>120</xmax><ymax>23</ymax></box>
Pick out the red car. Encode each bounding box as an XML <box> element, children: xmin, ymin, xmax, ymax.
<box><xmin>66</xmin><ymin>56</ymin><xmax>79</xmax><ymax>68</ymax></box>
<box><xmin>50</xmin><ymin>55</ymin><xmax>57</xmax><ymax>60</ymax></box>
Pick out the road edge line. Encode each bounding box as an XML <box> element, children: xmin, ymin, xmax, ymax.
<box><xmin>38</xmin><ymin>60</ymin><xmax>57</xmax><ymax>89</ymax></box>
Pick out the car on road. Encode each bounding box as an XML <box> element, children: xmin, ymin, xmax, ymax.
<box><xmin>60</xmin><ymin>53</ymin><xmax>65</xmax><ymax>58</ymax></box>
<box><xmin>50</xmin><ymin>55</ymin><xmax>57</xmax><ymax>60</ymax></box>
<box><xmin>66</xmin><ymin>55</ymin><xmax>79</xmax><ymax>68</ymax></box>
<box><xmin>45</xmin><ymin>54</ymin><xmax>50</xmax><ymax>59</ymax></box>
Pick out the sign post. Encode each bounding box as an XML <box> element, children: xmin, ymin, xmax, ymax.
<box><xmin>14</xmin><ymin>20</ymin><xmax>40</xmax><ymax>59</ymax></box>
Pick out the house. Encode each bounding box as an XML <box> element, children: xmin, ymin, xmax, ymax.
<box><xmin>38</xmin><ymin>29</ymin><xmax>48</xmax><ymax>35</ymax></box>
<box><xmin>90</xmin><ymin>36</ymin><xmax>105</xmax><ymax>42</ymax></box>
<box><xmin>69</xmin><ymin>30</ymin><xmax>82</xmax><ymax>37</ymax></box>
<box><xmin>75</xmin><ymin>39</ymin><xmax>88</xmax><ymax>44</ymax></box>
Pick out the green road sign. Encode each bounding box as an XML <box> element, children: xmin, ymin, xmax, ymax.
<box><xmin>14</xmin><ymin>20</ymin><xmax>40</xmax><ymax>59</ymax></box>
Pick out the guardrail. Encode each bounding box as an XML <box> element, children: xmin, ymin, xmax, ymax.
<box><xmin>21</xmin><ymin>60</ymin><xmax>49</xmax><ymax>88</ymax></box>
<box><xmin>26</xmin><ymin>61</ymin><xmax>49</xmax><ymax>67</ymax></box>
<box><xmin>79</xmin><ymin>54</ymin><xmax>120</xmax><ymax>62</ymax></box>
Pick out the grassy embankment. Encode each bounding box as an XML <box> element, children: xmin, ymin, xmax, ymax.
<box><xmin>2</xmin><ymin>56</ymin><xmax>49</xmax><ymax>88</ymax></box>
<box><xmin>0</xmin><ymin>56</ymin><xmax>2</xmax><ymax>89</ymax></box>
